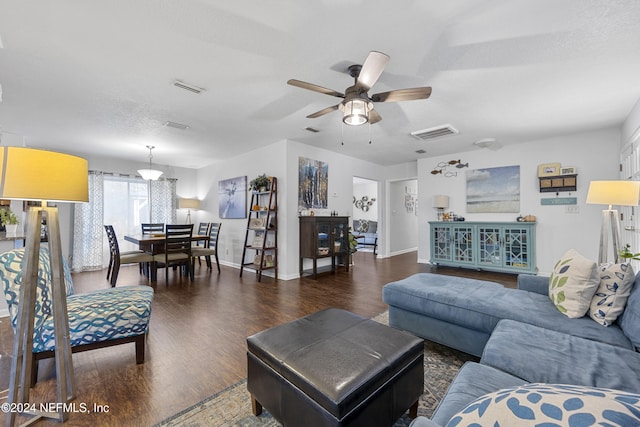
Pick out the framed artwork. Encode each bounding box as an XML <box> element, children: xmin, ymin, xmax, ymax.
<box><xmin>298</xmin><ymin>157</ymin><xmax>328</xmax><ymax>210</ymax></box>
<box><xmin>537</xmin><ymin>163</ymin><xmax>561</xmax><ymax>177</ymax></box>
<box><xmin>467</xmin><ymin>165</ymin><xmax>520</xmax><ymax>213</ymax></box>
<box><xmin>218</xmin><ymin>176</ymin><xmax>247</xmax><ymax>219</ymax></box>
<box><xmin>560</xmin><ymin>166</ymin><xmax>577</xmax><ymax>175</ymax></box>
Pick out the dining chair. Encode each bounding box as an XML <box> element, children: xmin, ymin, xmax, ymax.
<box><xmin>104</xmin><ymin>225</ymin><xmax>154</xmax><ymax>287</ymax></box>
<box><xmin>153</xmin><ymin>224</ymin><xmax>194</xmax><ymax>282</ymax></box>
<box><xmin>141</xmin><ymin>223</ymin><xmax>165</xmax><ymax>235</ymax></box>
<box><xmin>191</xmin><ymin>223</ymin><xmax>222</xmax><ymax>273</ymax></box>
<box><xmin>195</xmin><ymin>222</ymin><xmax>211</xmax><ymax>266</ymax></box>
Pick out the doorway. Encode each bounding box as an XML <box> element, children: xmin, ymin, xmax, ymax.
<box><xmin>352</xmin><ymin>177</ymin><xmax>379</xmax><ymax>253</ymax></box>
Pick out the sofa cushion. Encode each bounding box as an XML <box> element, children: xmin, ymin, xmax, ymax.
<box><xmin>548</xmin><ymin>249</ymin><xmax>600</xmax><ymax>318</ymax></box>
<box><xmin>430</xmin><ymin>362</ymin><xmax>526</xmax><ymax>426</ymax></box>
<box><xmin>383</xmin><ymin>273</ymin><xmax>632</xmax><ymax>349</ymax></box>
<box><xmin>590</xmin><ymin>262</ymin><xmax>635</xmax><ymax>326</ymax></box>
<box><xmin>446</xmin><ymin>383</ymin><xmax>640</xmax><ymax>427</ymax></box>
<box><xmin>482</xmin><ymin>320</ymin><xmax>640</xmax><ymax>392</ymax></box>
<box><xmin>618</xmin><ymin>272</ymin><xmax>640</xmax><ymax>350</ymax></box>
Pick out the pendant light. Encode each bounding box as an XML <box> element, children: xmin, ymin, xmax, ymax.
<box><xmin>137</xmin><ymin>145</ymin><xmax>163</xmax><ymax>181</ymax></box>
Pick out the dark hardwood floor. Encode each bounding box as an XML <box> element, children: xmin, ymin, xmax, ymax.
<box><xmin>0</xmin><ymin>251</ymin><xmax>516</xmax><ymax>426</ymax></box>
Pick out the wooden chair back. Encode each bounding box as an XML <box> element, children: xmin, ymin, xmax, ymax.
<box><xmin>141</xmin><ymin>223</ymin><xmax>164</xmax><ymax>235</ymax></box>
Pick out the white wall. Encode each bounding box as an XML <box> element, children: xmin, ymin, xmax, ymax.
<box><xmin>389</xmin><ymin>179</ymin><xmax>418</xmax><ymax>255</ymax></box>
<box><xmin>417</xmin><ymin>127</ymin><xmax>621</xmax><ymax>275</ymax></box>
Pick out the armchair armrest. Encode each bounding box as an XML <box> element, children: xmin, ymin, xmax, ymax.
<box><xmin>517</xmin><ymin>274</ymin><xmax>549</xmax><ymax>296</ymax></box>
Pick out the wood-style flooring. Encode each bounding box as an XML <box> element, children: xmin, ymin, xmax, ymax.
<box><xmin>0</xmin><ymin>251</ymin><xmax>516</xmax><ymax>426</ymax></box>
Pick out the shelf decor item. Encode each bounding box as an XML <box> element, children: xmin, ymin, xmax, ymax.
<box><xmin>0</xmin><ymin>206</ymin><xmax>20</xmax><ymax>234</ymax></box>
<box><xmin>249</xmin><ymin>174</ymin><xmax>270</xmax><ymax>192</ymax></box>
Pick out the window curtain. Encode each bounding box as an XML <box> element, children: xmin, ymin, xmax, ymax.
<box><xmin>72</xmin><ymin>171</ymin><xmax>104</xmax><ymax>272</ymax></box>
<box><xmin>150</xmin><ymin>178</ymin><xmax>177</xmax><ymax>224</ymax></box>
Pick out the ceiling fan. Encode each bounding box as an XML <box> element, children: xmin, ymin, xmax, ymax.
<box><xmin>287</xmin><ymin>51</ymin><xmax>432</xmax><ymax>126</ymax></box>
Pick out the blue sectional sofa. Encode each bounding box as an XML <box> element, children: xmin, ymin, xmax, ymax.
<box><xmin>382</xmin><ymin>272</ymin><xmax>640</xmax><ymax>426</ymax></box>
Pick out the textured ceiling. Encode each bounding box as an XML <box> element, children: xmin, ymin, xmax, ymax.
<box><xmin>1</xmin><ymin>0</ymin><xmax>640</xmax><ymax>169</ymax></box>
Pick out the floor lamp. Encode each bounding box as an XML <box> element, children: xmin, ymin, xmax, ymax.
<box><xmin>179</xmin><ymin>198</ymin><xmax>200</xmax><ymax>224</ymax></box>
<box><xmin>0</xmin><ymin>147</ymin><xmax>88</xmax><ymax>426</ymax></box>
<box><xmin>586</xmin><ymin>180</ymin><xmax>640</xmax><ymax>265</ymax></box>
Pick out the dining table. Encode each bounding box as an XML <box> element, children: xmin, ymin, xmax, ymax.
<box><xmin>124</xmin><ymin>233</ymin><xmax>209</xmax><ymax>281</ymax></box>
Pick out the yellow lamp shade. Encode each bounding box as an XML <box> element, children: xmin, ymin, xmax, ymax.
<box><xmin>0</xmin><ymin>146</ymin><xmax>89</xmax><ymax>202</ymax></box>
<box><xmin>586</xmin><ymin>180</ymin><xmax>640</xmax><ymax>207</ymax></box>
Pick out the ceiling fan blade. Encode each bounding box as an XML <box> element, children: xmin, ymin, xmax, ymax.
<box><xmin>371</xmin><ymin>87</ymin><xmax>432</xmax><ymax>103</ymax></box>
<box><xmin>356</xmin><ymin>51</ymin><xmax>390</xmax><ymax>90</ymax></box>
<box><xmin>368</xmin><ymin>108</ymin><xmax>382</xmax><ymax>124</ymax></box>
<box><xmin>287</xmin><ymin>79</ymin><xmax>344</xmax><ymax>98</ymax></box>
<box><xmin>307</xmin><ymin>104</ymin><xmax>340</xmax><ymax>118</ymax></box>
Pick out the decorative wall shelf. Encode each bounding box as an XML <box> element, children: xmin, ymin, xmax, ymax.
<box><xmin>538</xmin><ymin>174</ymin><xmax>577</xmax><ymax>193</ymax></box>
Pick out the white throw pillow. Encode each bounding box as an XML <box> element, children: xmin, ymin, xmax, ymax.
<box><xmin>548</xmin><ymin>249</ymin><xmax>599</xmax><ymax>318</ymax></box>
<box><xmin>446</xmin><ymin>383</ymin><xmax>640</xmax><ymax>427</ymax></box>
<box><xmin>589</xmin><ymin>262</ymin><xmax>635</xmax><ymax>326</ymax></box>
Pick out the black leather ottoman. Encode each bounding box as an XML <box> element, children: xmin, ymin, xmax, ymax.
<box><xmin>247</xmin><ymin>308</ymin><xmax>424</xmax><ymax>426</ymax></box>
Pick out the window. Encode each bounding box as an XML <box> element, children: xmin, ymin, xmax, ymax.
<box><xmin>104</xmin><ymin>176</ymin><xmax>149</xmax><ymax>252</ymax></box>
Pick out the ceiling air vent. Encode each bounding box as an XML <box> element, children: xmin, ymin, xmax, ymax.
<box><xmin>305</xmin><ymin>127</ymin><xmax>320</xmax><ymax>133</ymax></box>
<box><xmin>415</xmin><ymin>149</ymin><xmax>427</xmax><ymax>154</ymax></box>
<box><xmin>173</xmin><ymin>80</ymin><xmax>204</xmax><ymax>94</ymax></box>
<box><xmin>164</xmin><ymin>121</ymin><xmax>190</xmax><ymax>130</ymax></box>
<box><xmin>410</xmin><ymin>124</ymin><xmax>458</xmax><ymax>140</ymax></box>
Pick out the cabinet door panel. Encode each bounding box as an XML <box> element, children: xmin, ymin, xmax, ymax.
<box><xmin>478</xmin><ymin>227</ymin><xmax>502</xmax><ymax>266</ymax></box>
<box><xmin>452</xmin><ymin>226</ymin><xmax>474</xmax><ymax>264</ymax></box>
<box><xmin>432</xmin><ymin>225</ymin><xmax>452</xmax><ymax>261</ymax></box>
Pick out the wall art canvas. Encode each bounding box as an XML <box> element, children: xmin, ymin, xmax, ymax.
<box><xmin>466</xmin><ymin>165</ymin><xmax>520</xmax><ymax>213</ymax></box>
<box><xmin>298</xmin><ymin>157</ymin><xmax>328</xmax><ymax>209</ymax></box>
<box><xmin>218</xmin><ymin>176</ymin><xmax>247</xmax><ymax>219</ymax></box>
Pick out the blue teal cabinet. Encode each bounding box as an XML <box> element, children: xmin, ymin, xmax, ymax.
<box><xmin>429</xmin><ymin>221</ymin><xmax>536</xmax><ymax>274</ymax></box>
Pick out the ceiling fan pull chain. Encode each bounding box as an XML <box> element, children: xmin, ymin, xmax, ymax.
<box><xmin>368</xmin><ymin>121</ymin><xmax>372</xmax><ymax>145</ymax></box>
<box><xmin>341</xmin><ymin>121</ymin><xmax>345</xmax><ymax>146</ymax></box>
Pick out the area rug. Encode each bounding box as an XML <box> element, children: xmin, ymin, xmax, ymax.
<box><xmin>156</xmin><ymin>311</ymin><xmax>477</xmax><ymax>427</ymax></box>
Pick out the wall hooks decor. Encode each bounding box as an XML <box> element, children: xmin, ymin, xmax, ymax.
<box><xmin>431</xmin><ymin>159</ymin><xmax>469</xmax><ymax>177</ymax></box>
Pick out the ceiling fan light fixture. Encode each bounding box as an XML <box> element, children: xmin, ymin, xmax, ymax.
<box><xmin>137</xmin><ymin>145</ymin><xmax>163</xmax><ymax>181</ymax></box>
<box><xmin>341</xmin><ymin>99</ymin><xmax>372</xmax><ymax>126</ymax></box>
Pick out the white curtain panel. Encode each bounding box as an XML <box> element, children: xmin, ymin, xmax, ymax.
<box><xmin>150</xmin><ymin>178</ymin><xmax>177</xmax><ymax>225</ymax></box>
<box><xmin>72</xmin><ymin>171</ymin><xmax>104</xmax><ymax>271</ymax></box>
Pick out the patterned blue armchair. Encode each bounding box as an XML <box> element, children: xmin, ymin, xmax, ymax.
<box><xmin>0</xmin><ymin>247</ymin><xmax>154</xmax><ymax>385</ymax></box>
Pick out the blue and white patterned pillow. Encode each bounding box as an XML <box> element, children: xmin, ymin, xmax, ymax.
<box><xmin>446</xmin><ymin>383</ymin><xmax>640</xmax><ymax>427</ymax></box>
<box><xmin>589</xmin><ymin>263</ymin><xmax>635</xmax><ymax>326</ymax></box>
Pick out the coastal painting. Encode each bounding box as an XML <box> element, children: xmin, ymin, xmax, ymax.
<box><xmin>298</xmin><ymin>157</ymin><xmax>328</xmax><ymax>210</ymax></box>
<box><xmin>466</xmin><ymin>165</ymin><xmax>520</xmax><ymax>213</ymax></box>
<box><xmin>218</xmin><ymin>176</ymin><xmax>247</xmax><ymax>219</ymax></box>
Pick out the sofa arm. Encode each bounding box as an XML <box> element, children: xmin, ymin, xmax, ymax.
<box><xmin>409</xmin><ymin>417</ymin><xmax>442</xmax><ymax>427</ymax></box>
<box><xmin>517</xmin><ymin>274</ymin><xmax>549</xmax><ymax>295</ymax></box>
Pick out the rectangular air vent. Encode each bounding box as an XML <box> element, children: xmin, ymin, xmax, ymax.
<box><xmin>410</xmin><ymin>124</ymin><xmax>458</xmax><ymax>140</ymax></box>
<box><xmin>305</xmin><ymin>127</ymin><xmax>320</xmax><ymax>133</ymax></box>
<box><xmin>173</xmin><ymin>80</ymin><xmax>204</xmax><ymax>94</ymax></box>
<box><xmin>415</xmin><ymin>149</ymin><xmax>427</xmax><ymax>154</ymax></box>
<box><xmin>164</xmin><ymin>121</ymin><xmax>190</xmax><ymax>130</ymax></box>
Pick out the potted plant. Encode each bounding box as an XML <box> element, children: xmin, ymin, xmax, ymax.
<box><xmin>0</xmin><ymin>207</ymin><xmax>20</xmax><ymax>234</ymax></box>
<box><xmin>249</xmin><ymin>174</ymin><xmax>270</xmax><ymax>192</ymax></box>
<box><xmin>618</xmin><ymin>244</ymin><xmax>640</xmax><ymax>262</ymax></box>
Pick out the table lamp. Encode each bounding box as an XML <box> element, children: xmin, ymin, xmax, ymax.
<box><xmin>432</xmin><ymin>195</ymin><xmax>449</xmax><ymax>221</ymax></box>
<box><xmin>586</xmin><ymin>180</ymin><xmax>640</xmax><ymax>264</ymax></box>
<box><xmin>179</xmin><ymin>198</ymin><xmax>200</xmax><ymax>224</ymax></box>
<box><xmin>0</xmin><ymin>146</ymin><xmax>88</xmax><ymax>426</ymax></box>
